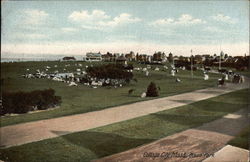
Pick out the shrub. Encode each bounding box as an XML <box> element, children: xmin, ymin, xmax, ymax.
<box><xmin>146</xmin><ymin>82</ymin><xmax>159</xmax><ymax>97</ymax></box>
<box><xmin>185</xmin><ymin>65</ymin><xmax>197</xmax><ymax>71</ymax></box>
<box><xmin>124</xmin><ymin>63</ymin><xmax>134</xmax><ymax>70</ymax></box>
<box><xmin>1</xmin><ymin>89</ymin><xmax>61</xmax><ymax>115</ymax></box>
<box><xmin>128</xmin><ymin>89</ymin><xmax>135</xmax><ymax>95</ymax></box>
<box><xmin>86</xmin><ymin>64</ymin><xmax>133</xmax><ymax>86</ymax></box>
<box><xmin>133</xmin><ymin>78</ymin><xmax>138</xmax><ymax>83</ymax></box>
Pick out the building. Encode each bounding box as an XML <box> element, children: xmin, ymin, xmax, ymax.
<box><xmin>125</xmin><ymin>51</ymin><xmax>136</xmax><ymax>61</ymax></box>
<box><xmin>138</xmin><ymin>54</ymin><xmax>147</xmax><ymax>62</ymax></box>
<box><xmin>62</xmin><ymin>57</ymin><xmax>76</xmax><ymax>61</ymax></box>
<box><xmin>85</xmin><ymin>52</ymin><xmax>102</xmax><ymax>61</ymax></box>
<box><xmin>194</xmin><ymin>55</ymin><xmax>203</xmax><ymax>64</ymax></box>
<box><xmin>102</xmin><ymin>52</ymin><xmax>114</xmax><ymax>61</ymax></box>
<box><xmin>116</xmin><ymin>56</ymin><xmax>127</xmax><ymax>65</ymax></box>
<box><xmin>152</xmin><ymin>52</ymin><xmax>167</xmax><ymax>63</ymax></box>
<box><xmin>114</xmin><ymin>53</ymin><xmax>121</xmax><ymax>58</ymax></box>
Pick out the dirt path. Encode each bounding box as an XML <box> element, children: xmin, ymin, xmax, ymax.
<box><xmin>0</xmin><ymin>81</ymin><xmax>248</xmax><ymax>148</ymax></box>
<box><xmin>94</xmin><ymin>108</ymin><xmax>249</xmax><ymax>162</ymax></box>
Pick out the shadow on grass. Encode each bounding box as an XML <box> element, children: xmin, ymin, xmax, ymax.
<box><xmin>152</xmin><ymin>113</ymin><xmax>217</xmax><ymax>127</ymax></box>
<box><xmin>196</xmin><ymin>90</ymin><xmax>222</xmax><ymax>94</ymax></box>
<box><xmin>170</xmin><ymin>99</ymin><xmax>195</xmax><ymax>104</ymax></box>
<box><xmin>196</xmin><ymin>100</ymin><xmax>248</xmax><ymax>113</ymax></box>
<box><xmin>51</xmin><ymin>130</ymin><xmax>154</xmax><ymax>159</ymax></box>
<box><xmin>196</xmin><ymin>109</ymin><xmax>249</xmax><ymax>137</ymax></box>
<box><xmin>228</xmin><ymin>125</ymin><xmax>250</xmax><ymax>149</ymax></box>
<box><xmin>51</xmin><ymin>130</ymin><xmax>72</xmax><ymax>136</ymax></box>
<box><xmin>151</xmin><ymin>95</ymin><xmax>249</xmax><ymax>136</ymax></box>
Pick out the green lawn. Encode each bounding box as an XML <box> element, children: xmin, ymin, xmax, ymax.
<box><xmin>238</xmin><ymin>71</ymin><xmax>250</xmax><ymax>78</ymax></box>
<box><xmin>0</xmin><ymin>89</ymin><xmax>248</xmax><ymax>162</ymax></box>
<box><xmin>228</xmin><ymin>125</ymin><xmax>250</xmax><ymax>149</ymax></box>
<box><xmin>205</xmin><ymin>65</ymin><xmax>250</xmax><ymax>77</ymax></box>
<box><xmin>1</xmin><ymin>61</ymin><xmax>223</xmax><ymax>127</ymax></box>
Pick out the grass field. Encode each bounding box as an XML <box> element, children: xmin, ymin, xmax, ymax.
<box><xmin>0</xmin><ymin>89</ymin><xmax>248</xmax><ymax>162</ymax></box>
<box><xmin>1</xmin><ymin>61</ymin><xmax>223</xmax><ymax>127</ymax></box>
<box><xmin>228</xmin><ymin>125</ymin><xmax>250</xmax><ymax>149</ymax></box>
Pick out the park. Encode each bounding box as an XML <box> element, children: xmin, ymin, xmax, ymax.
<box><xmin>1</xmin><ymin>1</ymin><xmax>249</xmax><ymax>161</ymax></box>
<box><xmin>1</xmin><ymin>59</ymin><xmax>231</xmax><ymax>125</ymax></box>
<box><xmin>0</xmin><ymin>56</ymin><xmax>249</xmax><ymax>162</ymax></box>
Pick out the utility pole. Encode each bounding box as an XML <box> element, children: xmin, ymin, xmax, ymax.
<box><xmin>219</xmin><ymin>44</ymin><xmax>221</xmax><ymax>70</ymax></box>
<box><xmin>219</xmin><ymin>53</ymin><xmax>221</xmax><ymax>70</ymax></box>
<box><xmin>191</xmin><ymin>49</ymin><xmax>193</xmax><ymax>79</ymax></box>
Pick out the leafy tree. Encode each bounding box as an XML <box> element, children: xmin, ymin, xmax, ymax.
<box><xmin>86</xmin><ymin>64</ymin><xmax>133</xmax><ymax>85</ymax></box>
<box><xmin>146</xmin><ymin>82</ymin><xmax>159</xmax><ymax>97</ymax></box>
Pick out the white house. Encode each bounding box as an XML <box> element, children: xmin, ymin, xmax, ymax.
<box><xmin>85</xmin><ymin>52</ymin><xmax>102</xmax><ymax>61</ymax></box>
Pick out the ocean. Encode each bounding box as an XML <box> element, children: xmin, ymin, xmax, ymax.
<box><xmin>1</xmin><ymin>54</ymin><xmax>84</xmax><ymax>62</ymax></box>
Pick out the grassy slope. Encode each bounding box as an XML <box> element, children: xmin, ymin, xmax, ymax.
<box><xmin>1</xmin><ymin>61</ymin><xmax>222</xmax><ymax>127</ymax></box>
<box><xmin>228</xmin><ymin>125</ymin><xmax>250</xmax><ymax>149</ymax></box>
<box><xmin>0</xmin><ymin>89</ymin><xmax>248</xmax><ymax>162</ymax></box>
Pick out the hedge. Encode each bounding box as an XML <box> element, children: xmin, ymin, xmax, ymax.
<box><xmin>1</xmin><ymin>89</ymin><xmax>61</xmax><ymax>115</ymax></box>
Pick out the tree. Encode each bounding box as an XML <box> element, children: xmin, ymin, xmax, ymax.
<box><xmin>224</xmin><ymin>53</ymin><xmax>228</xmax><ymax>59</ymax></box>
<box><xmin>86</xmin><ymin>64</ymin><xmax>133</xmax><ymax>85</ymax></box>
<box><xmin>146</xmin><ymin>82</ymin><xmax>159</xmax><ymax>97</ymax></box>
<box><xmin>168</xmin><ymin>52</ymin><xmax>173</xmax><ymax>63</ymax></box>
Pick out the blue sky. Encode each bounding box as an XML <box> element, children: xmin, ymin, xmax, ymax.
<box><xmin>1</xmin><ymin>0</ymin><xmax>249</xmax><ymax>56</ymax></box>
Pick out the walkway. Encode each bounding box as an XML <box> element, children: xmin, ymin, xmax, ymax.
<box><xmin>0</xmin><ymin>81</ymin><xmax>248</xmax><ymax>148</ymax></box>
<box><xmin>203</xmin><ymin>145</ymin><xmax>249</xmax><ymax>162</ymax></box>
<box><xmin>95</xmin><ymin>108</ymin><xmax>249</xmax><ymax>162</ymax></box>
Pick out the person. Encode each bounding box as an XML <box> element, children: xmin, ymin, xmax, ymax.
<box><xmin>204</xmin><ymin>74</ymin><xmax>209</xmax><ymax>80</ymax></box>
<box><xmin>176</xmin><ymin>78</ymin><xmax>181</xmax><ymax>82</ymax></box>
<box><xmin>218</xmin><ymin>77</ymin><xmax>225</xmax><ymax>86</ymax></box>
<box><xmin>171</xmin><ymin>69</ymin><xmax>175</xmax><ymax>76</ymax></box>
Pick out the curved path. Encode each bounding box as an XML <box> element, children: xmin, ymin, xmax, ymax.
<box><xmin>0</xmin><ymin>81</ymin><xmax>249</xmax><ymax>148</ymax></box>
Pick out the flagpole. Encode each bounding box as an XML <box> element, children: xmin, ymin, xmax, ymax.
<box><xmin>219</xmin><ymin>53</ymin><xmax>221</xmax><ymax>70</ymax></box>
<box><xmin>219</xmin><ymin>44</ymin><xmax>221</xmax><ymax>70</ymax></box>
<box><xmin>191</xmin><ymin>49</ymin><xmax>193</xmax><ymax>79</ymax></box>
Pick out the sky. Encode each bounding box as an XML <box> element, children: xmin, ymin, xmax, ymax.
<box><xmin>1</xmin><ymin>0</ymin><xmax>249</xmax><ymax>56</ymax></box>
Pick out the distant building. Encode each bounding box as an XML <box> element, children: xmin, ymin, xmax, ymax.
<box><xmin>114</xmin><ymin>53</ymin><xmax>121</xmax><ymax>58</ymax></box>
<box><xmin>202</xmin><ymin>54</ymin><xmax>211</xmax><ymax>60</ymax></box>
<box><xmin>125</xmin><ymin>51</ymin><xmax>136</xmax><ymax>61</ymax></box>
<box><xmin>116</xmin><ymin>56</ymin><xmax>127</xmax><ymax>64</ymax></box>
<box><xmin>102</xmin><ymin>52</ymin><xmax>114</xmax><ymax>62</ymax></box>
<box><xmin>85</xmin><ymin>52</ymin><xmax>102</xmax><ymax>61</ymax></box>
<box><xmin>138</xmin><ymin>54</ymin><xmax>148</xmax><ymax>62</ymax></box>
<box><xmin>194</xmin><ymin>55</ymin><xmax>203</xmax><ymax>64</ymax></box>
<box><xmin>63</xmin><ymin>57</ymin><xmax>76</xmax><ymax>61</ymax></box>
<box><xmin>152</xmin><ymin>52</ymin><xmax>167</xmax><ymax>63</ymax></box>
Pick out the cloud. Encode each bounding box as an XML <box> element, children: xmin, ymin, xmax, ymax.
<box><xmin>151</xmin><ymin>14</ymin><xmax>206</xmax><ymax>26</ymax></box>
<box><xmin>211</xmin><ymin>14</ymin><xmax>236</xmax><ymax>24</ymax></box>
<box><xmin>101</xmin><ymin>13</ymin><xmax>141</xmax><ymax>27</ymax></box>
<box><xmin>13</xmin><ymin>33</ymin><xmax>47</xmax><ymax>39</ymax></box>
<box><xmin>61</xmin><ymin>27</ymin><xmax>79</xmax><ymax>33</ymax></box>
<box><xmin>68</xmin><ymin>10</ymin><xmax>141</xmax><ymax>30</ymax></box>
<box><xmin>68</xmin><ymin>10</ymin><xmax>110</xmax><ymax>22</ymax></box>
<box><xmin>203</xmin><ymin>26</ymin><xmax>224</xmax><ymax>33</ymax></box>
<box><xmin>22</xmin><ymin>9</ymin><xmax>49</xmax><ymax>25</ymax></box>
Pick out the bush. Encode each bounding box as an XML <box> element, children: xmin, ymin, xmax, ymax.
<box><xmin>146</xmin><ymin>82</ymin><xmax>159</xmax><ymax>97</ymax></box>
<box><xmin>1</xmin><ymin>89</ymin><xmax>61</xmax><ymax>116</ymax></box>
<box><xmin>185</xmin><ymin>65</ymin><xmax>197</xmax><ymax>71</ymax></box>
<box><xmin>128</xmin><ymin>89</ymin><xmax>135</xmax><ymax>95</ymax></box>
<box><xmin>124</xmin><ymin>63</ymin><xmax>134</xmax><ymax>70</ymax></box>
<box><xmin>86</xmin><ymin>64</ymin><xmax>133</xmax><ymax>85</ymax></box>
